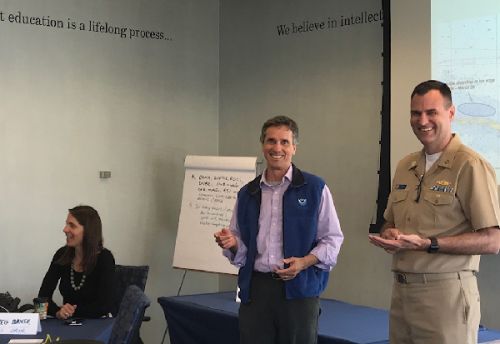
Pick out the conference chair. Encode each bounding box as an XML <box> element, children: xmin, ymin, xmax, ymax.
<box><xmin>108</xmin><ymin>285</ymin><xmax>151</xmax><ymax>344</ymax></box>
<box><xmin>112</xmin><ymin>265</ymin><xmax>149</xmax><ymax>316</ymax></box>
<box><xmin>112</xmin><ymin>265</ymin><xmax>150</xmax><ymax>344</ymax></box>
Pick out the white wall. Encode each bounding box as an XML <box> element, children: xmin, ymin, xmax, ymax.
<box><xmin>218</xmin><ymin>0</ymin><xmax>393</xmax><ymax>309</ymax></box>
<box><xmin>391</xmin><ymin>0</ymin><xmax>431</xmax><ymax>173</ymax></box>
<box><xmin>0</xmin><ymin>0</ymin><xmax>220</xmax><ymax>342</ymax></box>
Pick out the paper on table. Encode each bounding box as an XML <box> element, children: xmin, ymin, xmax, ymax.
<box><xmin>0</xmin><ymin>313</ymin><xmax>41</xmax><ymax>335</ymax></box>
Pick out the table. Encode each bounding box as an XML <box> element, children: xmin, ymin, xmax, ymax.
<box><xmin>0</xmin><ymin>317</ymin><xmax>114</xmax><ymax>344</ymax></box>
<box><xmin>159</xmin><ymin>291</ymin><xmax>388</xmax><ymax>344</ymax></box>
<box><xmin>158</xmin><ymin>291</ymin><xmax>500</xmax><ymax>344</ymax></box>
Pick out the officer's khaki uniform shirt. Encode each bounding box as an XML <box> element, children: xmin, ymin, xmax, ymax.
<box><xmin>384</xmin><ymin>134</ymin><xmax>500</xmax><ymax>273</ymax></box>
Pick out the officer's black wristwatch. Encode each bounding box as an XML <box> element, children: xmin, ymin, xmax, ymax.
<box><xmin>427</xmin><ymin>236</ymin><xmax>439</xmax><ymax>253</ymax></box>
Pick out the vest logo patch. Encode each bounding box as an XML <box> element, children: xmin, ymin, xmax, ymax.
<box><xmin>298</xmin><ymin>198</ymin><xmax>307</xmax><ymax>206</ymax></box>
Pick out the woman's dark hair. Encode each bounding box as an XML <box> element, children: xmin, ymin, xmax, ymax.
<box><xmin>56</xmin><ymin>205</ymin><xmax>103</xmax><ymax>273</ymax></box>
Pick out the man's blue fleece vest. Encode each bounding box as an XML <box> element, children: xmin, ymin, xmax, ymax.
<box><xmin>237</xmin><ymin>164</ymin><xmax>329</xmax><ymax>303</ymax></box>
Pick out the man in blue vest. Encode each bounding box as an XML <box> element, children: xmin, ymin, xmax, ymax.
<box><xmin>215</xmin><ymin>115</ymin><xmax>344</xmax><ymax>344</ymax></box>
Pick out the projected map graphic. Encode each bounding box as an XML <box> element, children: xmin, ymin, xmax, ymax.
<box><xmin>433</xmin><ymin>14</ymin><xmax>500</xmax><ymax>177</ymax></box>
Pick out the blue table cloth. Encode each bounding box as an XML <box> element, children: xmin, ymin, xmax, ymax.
<box><xmin>158</xmin><ymin>291</ymin><xmax>500</xmax><ymax>344</ymax></box>
<box><xmin>159</xmin><ymin>291</ymin><xmax>388</xmax><ymax>344</ymax></box>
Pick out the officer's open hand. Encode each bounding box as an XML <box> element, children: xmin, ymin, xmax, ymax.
<box><xmin>369</xmin><ymin>233</ymin><xmax>428</xmax><ymax>253</ymax></box>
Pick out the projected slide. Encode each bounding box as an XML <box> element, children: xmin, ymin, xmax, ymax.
<box><xmin>432</xmin><ymin>1</ymin><xmax>500</xmax><ymax>176</ymax></box>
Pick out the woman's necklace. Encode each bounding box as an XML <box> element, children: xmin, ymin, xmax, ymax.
<box><xmin>70</xmin><ymin>263</ymin><xmax>86</xmax><ymax>291</ymax></box>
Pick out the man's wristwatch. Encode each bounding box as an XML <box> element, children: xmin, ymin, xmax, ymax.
<box><xmin>427</xmin><ymin>236</ymin><xmax>439</xmax><ymax>253</ymax></box>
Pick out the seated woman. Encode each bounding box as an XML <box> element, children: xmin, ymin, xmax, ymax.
<box><xmin>38</xmin><ymin>205</ymin><xmax>115</xmax><ymax>319</ymax></box>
